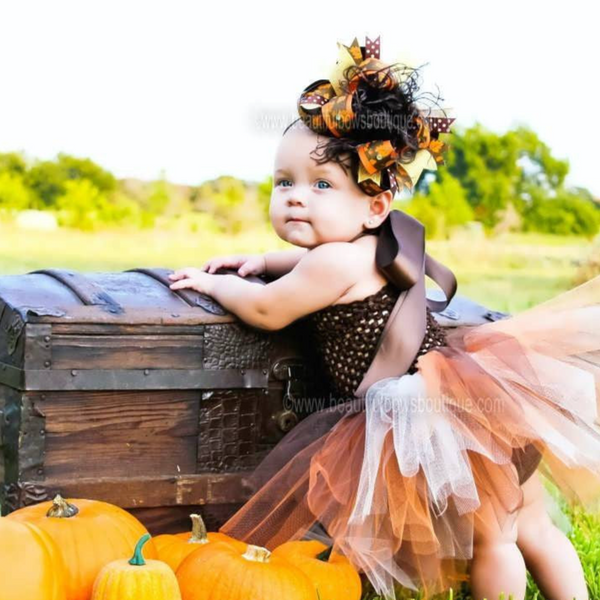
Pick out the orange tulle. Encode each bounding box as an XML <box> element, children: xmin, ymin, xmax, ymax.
<box><xmin>219</xmin><ymin>274</ymin><xmax>600</xmax><ymax>599</ymax></box>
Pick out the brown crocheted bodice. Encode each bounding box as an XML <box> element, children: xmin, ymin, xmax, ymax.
<box><xmin>308</xmin><ymin>282</ymin><xmax>448</xmax><ymax>399</ymax></box>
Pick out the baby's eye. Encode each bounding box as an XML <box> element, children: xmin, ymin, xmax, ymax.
<box><xmin>316</xmin><ymin>180</ymin><xmax>331</xmax><ymax>189</ymax></box>
<box><xmin>276</xmin><ymin>179</ymin><xmax>292</xmax><ymax>187</ymax></box>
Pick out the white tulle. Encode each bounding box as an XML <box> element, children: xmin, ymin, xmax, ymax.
<box><xmin>468</xmin><ymin>346</ymin><xmax>600</xmax><ymax>470</ymax></box>
<box><xmin>348</xmin><ymin>371</ymin><xmax>514</xmax><ymax>524</ymax></box>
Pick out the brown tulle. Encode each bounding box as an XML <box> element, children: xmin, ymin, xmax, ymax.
<box><xmin>219</xmin><ymin>274</ymin><xmax>600</xmax><ymax>599</ymax></box>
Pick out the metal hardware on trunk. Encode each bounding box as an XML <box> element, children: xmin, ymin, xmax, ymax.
<box><xmin>0</xmin><ymin>364</ymin><xmax>269</xmax><ymax>391</ymax></box>
<box><xmin>6</xmin><ymin>313</ymin><xmax>25</xmax><ymax>356</ymax></box>
<box><xmin>126</xmin><ymin>267</ymin><xmax>228</xmax><ymax>316</ymax></box>
<box><xmin>273</xmin><ymin>409</ymin><xmax>299</xmax><ymax>432</ymax></box>
<box><xmin>271</xmin><ymin>358</ymin><xmax>311</xmax><ymax>432</ymax></box>
<box><xmin>29</xmin><ymin>269</ymin><xmax>125</xmax><ymax>314</ymax></box>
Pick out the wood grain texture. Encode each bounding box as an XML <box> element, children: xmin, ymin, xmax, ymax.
<box><xmin>51</xmin><ymin>334</ymin><xmax>204</xmax><ymax>369</ymax></box>
<box><xmin>42</xmin><ymin>390</ymin><xmax>200</xmax><ymax>478</ymax></box>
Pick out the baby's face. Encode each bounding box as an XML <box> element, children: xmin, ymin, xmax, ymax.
<box><xmin>270</xmin><ymin>122</ymin><xmax>379</xmax><ymax>248</ymax></box>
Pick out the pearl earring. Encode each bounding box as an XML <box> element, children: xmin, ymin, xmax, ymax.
<box><xmin>368</xmin><ymin>219</ymin><xmax>373</xmax><ymax>224</ymax></box>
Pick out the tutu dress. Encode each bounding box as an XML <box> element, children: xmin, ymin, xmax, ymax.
<box><xmin>219</xmin><ymin>209</ymin><xmax>600</xmax><ymax>599</ymax></box>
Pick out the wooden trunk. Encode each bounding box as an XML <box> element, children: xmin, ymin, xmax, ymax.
<box><xmin>0</xmin><ymin>267</ymin><xmax>327</xmax><ymax>533</ymax></box>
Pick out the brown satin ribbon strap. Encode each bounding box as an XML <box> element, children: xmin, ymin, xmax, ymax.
<box><xmin>351</xmin><ymin>210</ymin><xmax>458</xmax><ymax>404</ymax></box>
<box><xmin>425</xmin><ymin>253</ymin><xmax>458</xmax><ymax>313</ymax></box>
<box><xmin>376</xmin><ymin>210</ymin><xmax>457</xmax><ymax>312</ymax></box>
<box><xmin>376</xmin><ymin>214</ymin><xmax>421</xmax><ymax>289</ymax></box>
<box><xmin>353</xmin><ymin>210</ymin><xmax>428</xmax><ymax>401</ymax></box>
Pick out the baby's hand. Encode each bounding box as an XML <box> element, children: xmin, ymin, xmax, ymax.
<box><xmin>168</xmin><ymin>267</ymin><xmax>215</xmax><ymax>295</ymax></box>
<box><xmin>200</xmin><ymin>253</ymin><xmax>267</xmax><ymax>277</ymax></box>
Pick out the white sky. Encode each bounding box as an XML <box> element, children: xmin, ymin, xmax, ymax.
<box><xmin>0</xmin><ymin>0</ymin><xmax>598</xmax><ymax>196</ymax></box>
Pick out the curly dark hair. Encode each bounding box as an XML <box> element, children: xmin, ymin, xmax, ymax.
<box><xmin>285</xmin><ymin>60</ymin><xmax>446</xmax><ymax>194</ymax></box>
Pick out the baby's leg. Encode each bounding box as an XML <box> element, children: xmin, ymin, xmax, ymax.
<box><xmin>516</xmin><ymin>471</ymin><xmax>589</xmax><ymax>600</ymax></box>
<box><xmin>469</xmin><ymin>489</ymin><xmax>527</xmax><ymax>600</ymax></box>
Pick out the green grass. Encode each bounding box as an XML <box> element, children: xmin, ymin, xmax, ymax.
<box><xmin>426</xmin><ymin>231</ymin><xmax>591</xmax><ymax>313</ymax></box>
<box><xmin>0</xmin><ymin>219</ymin><xmax>283</xmax><ymax>273</ymax></box>
<box><xmin>0</xmin><ymin>217</ymin><xmax>593</xmax><ymax>314</ymax></box>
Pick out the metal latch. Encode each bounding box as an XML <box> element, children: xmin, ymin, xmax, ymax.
<box><xmin>270</xmin><ymin>359</ymin><xmax>309</xmax><ymax>432</ymax></box>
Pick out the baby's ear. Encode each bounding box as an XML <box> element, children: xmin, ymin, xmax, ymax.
<box><xmin>379</xmin><ymin>189</ymin><xmax>394</xmax><ymax>205</ymax></box>
<box><xmin>372</xmin><ymin>189</ymin><xmax>394</xmax><ymax>218</ymax></box>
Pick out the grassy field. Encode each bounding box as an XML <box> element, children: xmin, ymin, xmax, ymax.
<box><xmin>0</xmin><ymin>219</ymin><xmax>595</xmax><ymax>314</ymax></box>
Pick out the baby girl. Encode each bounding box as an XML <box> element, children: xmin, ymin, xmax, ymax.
<box><xmin>167</xmin><ymin>38</ymin><xmax>596</xmax><ymax>600</ymax></box>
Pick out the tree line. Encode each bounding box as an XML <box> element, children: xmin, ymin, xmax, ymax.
<box><xmin>0</xmin><ymin>123</ymin><xmax>598</xmax><ymax>238</ymax></box>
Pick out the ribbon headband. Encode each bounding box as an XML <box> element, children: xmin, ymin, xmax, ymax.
<box><xmin>297</xmin><ymin>36</ymin><xmax>455</xmax><ymax>197</ymax></box>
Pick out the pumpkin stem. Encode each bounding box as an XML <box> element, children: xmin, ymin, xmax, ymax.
<box><xmin>316</xmin><ymin>545</ymin><xmax>334</xmax><ymax>562</ymax></box>
<box><xmin>129</xmin><ymin>533</ymin><xmax>151</xmax><ymax>566</ymax></box>
<box><xmin>46</xmin><ymin>494</ymin><xmax>79</xmax><ymax>518</ymax></box>
<box><xmin>188</xmin><ymin>513</ymin><xmax>209</xmax><ymax>544</ymax></box>
<box><xmin>242</xmin><ymin>544</ymin><xmax>271</xmax><ymax>563</ymax></box>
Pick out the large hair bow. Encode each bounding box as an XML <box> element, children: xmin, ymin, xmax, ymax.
<box><xmin>297</xmin><ymin>36</ymin><xmax>455</xmax><ymax>196</ymax></box>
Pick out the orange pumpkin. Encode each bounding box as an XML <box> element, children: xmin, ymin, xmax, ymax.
<box><xmin>273</xmin><ymin>540</ymin><xmax>362</xmax><ymax>600</ymax></box>
<box><xmin>7</xmin><ymin>494</ymin><xmax>157</xmax><ymax>600</ymax></box>
<box><xmin>154</xmin><ymin>513</ymin><xmax>245</xmax><ymax>571</ymax></box>
<box><xmin>0</xmin><ymin>516</ymin><xmax>67</xmax><ymax>600</ymax></box>
<box><xmin>176</xmin><ymin>541</ymin><xmax>317</xmax><ymax>600</ymax></box>
<box><xmin>92</xmin><ymin>533</ymin><xmax>181</xmax><ymax>599</ymax></box>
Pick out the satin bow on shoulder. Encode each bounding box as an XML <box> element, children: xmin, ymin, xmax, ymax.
<box><xmin>353</xmin><ymin>209</ymin><xmax>457</xmax><ymax>400</ymax></box>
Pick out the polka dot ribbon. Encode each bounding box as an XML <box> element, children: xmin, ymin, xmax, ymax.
<box><xmin>297</xmin><ymin>36</ymin><xmax>455</xmax><ymax>197</ymax></box>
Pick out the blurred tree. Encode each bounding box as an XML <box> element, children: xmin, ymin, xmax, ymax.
<box><xmin>444</xmin><ymin>123</ymin><xmax>522</xmax><ymax>228</ymax></box>
<box><xmin>443</xmin><ymin>123</ymin><xmax>597</xmax><ymax>236</ymax></box>
<box><xmin>521</xmin><ymin>187</ymin><xmax>600</xmax><ymax>237</ymax></box>
<box><xmin>102</xmin><ymin>190</ymin><xmax>143</xmax><ymax>227</ymax></box>
<box><xmin>0</xmin><ymin>171</ymin><xmax>33</xmax><ymax>210</ymax></box>
<box><xmin>511</xmin><ymin>126</ymin><xmax>569</xmax><ymax>194</ymax></box>
<box><xmin>56</xmin><ymin>154</ymin><xmax>117</xmax><ymax>193</ymax></box>
<box><xmin>25</xmin><ymin>153</ymin><xmax>117</xmax><ymax>207</ymax></box>
<box><xmin>146</xmin><ymin>171</ymin><xmax>171</xmax><ymax>215</ymax></box>
<box><xmin>56</xmin><ymin>179</ymin><xmax>111</xmax><ymax>230</ymax></box>
<box><xmin>23</xmin><ymin>161</ymin><xmax>64</xmax><ymax>208</ymax></box>
<box><xmin>257</xmin><ymin>175</ymin><xmax>273</xmax><ymax>221</ymax></box>
<box><xmin>404</xmin><ymin>172</ymin><xmax>474</xmax><ymax>239</ymax></box>
<box><xmin>193</xmin><ymin>175</ymin><xmax>248</xmax><ymax>233</ymax></box>
<box><xmin>0</xmin><ymin>152</ymin><xmax>27</xmax><ymax>175</ymax></box>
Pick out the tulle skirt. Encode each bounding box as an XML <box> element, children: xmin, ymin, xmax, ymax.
<box><xmin>219</xmin><ymin>273</ymin><xmax>600</xmax><ymax>599</ymax></box>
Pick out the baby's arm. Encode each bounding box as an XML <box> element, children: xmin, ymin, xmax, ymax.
<box><xmin>263</xmin><ymin>248</ymin><xmax>308</xmax><ymax>278</ymax></box>
<box><xmin>206</xmin><ymin>242</ymin><xmax>362</xmax><ymax>330</ymax></box>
